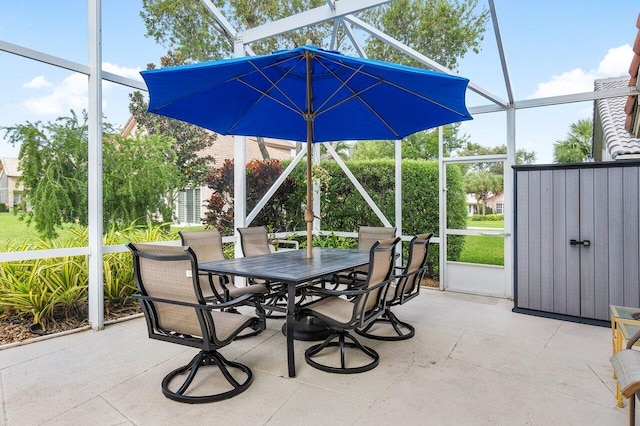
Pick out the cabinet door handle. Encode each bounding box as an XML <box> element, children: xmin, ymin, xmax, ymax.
<box><xmin>569</xmin><ymin>239</ymin><xmax>591</xmax><ymax>247</ymax></box>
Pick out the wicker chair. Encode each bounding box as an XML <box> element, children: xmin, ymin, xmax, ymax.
<box><xmin>128</xmin><ymin>242</ymin><xmax>264</xmax><ymax>403</ymax></box>
<box><xmin>357</xmin><ymin>233</ymin><xmax>433</xmax><ymax>341</ymax></box>
<box><xmin>301</xmin><ymin>237</ymin><xmax>400</xmax><ymax>374</ymax></box>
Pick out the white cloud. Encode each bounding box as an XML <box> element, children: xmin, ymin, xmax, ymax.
<box><xmin>531</xmin><ymin>68</ymin><xmax>596</xmax><ymax>98</ymax></box>
<box><xmin>530</xmin><ymin>44</ymin><xmax>633</xmax><ymax>98</ymax></box>
<box><xmin>19</xmin><ymin>62</ymin><xmax>141</xmax><ymax>118</ymax></box>
<box><xmin>23</xmin><ymin>76</ymin><xmax>52</xmax><ymax>89</ymax></box>
<box><xmin>597</xmin><ymin>44</ymin><xmax>632</xmax><ymax>76</ymax></box>
<box><xmin>102</xmin><ymin>63</ymin><xmax>143</xmax><ymax>81</ymax></box>
<box><xmin>21</xmin><ymin>73</ymin><xmax>88</xmax><ymax>115</ymax></box>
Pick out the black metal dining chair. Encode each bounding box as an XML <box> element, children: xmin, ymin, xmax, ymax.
<box><xmin>331</xmin><ymin>226</ymin><xmax>397</xmax><ymax>289</ymax></box>
<box><xmin>179</xmin><ymin>229</ymin><xmax>270</xmax><ymax>304</ymax></box>
<box><xmin>301</xmin><ymin>237</ymin><xmax>400</xmax><ymax>374</ymax></box>
<box><xmin>356</xmin><ymin>233</ymin><xmax>433</xmax><ymax>341</ymax></box>
<box><xmin>128</xmin><ymin>242</ymin><xmax>264</xmax><ymax>403</ymax></box>
<box><xmin>237</xmin><ymin>226</ymin><xmax>288</xmax><ymax>317</ymax></box>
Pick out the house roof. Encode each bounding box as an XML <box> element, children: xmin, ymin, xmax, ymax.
<box><xmin>0</xmin><ymin>158</ymin><xmax>21</xmax><ymax>177</ymax></box>
<box><xmin>625</xmin><ymin>12</ymin><xmax>640</xmax><ymax>137</ymax></box>
<box><xmin>593</xmin><ymin>77</ymin><xmax>640</xmax><ymax>160</ymax></box>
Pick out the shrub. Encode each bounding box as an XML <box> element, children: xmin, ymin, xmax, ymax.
<box><xmin>0</xmin><ymin>202</ymin><xmax>8</xmax><ymax>213</ymax></box>
<box><xmin>283</xmin><ymin>159</ymin><xmax>467</xmax><ymax>277</ymax></box>
<box><xmin>0</xmin><ymin>223</ymin><xmax>175</xmax><ymax>329</ymax></box>
<box><xmin>469</xmin><ymin>214</ymin><xmax>504</xmax><ymax>222</ymax></box>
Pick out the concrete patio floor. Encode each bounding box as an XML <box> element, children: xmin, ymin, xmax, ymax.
<box><xmin>0</xmin><ymin>289</ymin><xmax>628</xmax><ymax>425</ymax></box>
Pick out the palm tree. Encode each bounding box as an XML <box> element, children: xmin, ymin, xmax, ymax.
<box><xmin>553</xmin><ymin>119</ymin><xmax>593</xmax><ymax>163</ymax></box>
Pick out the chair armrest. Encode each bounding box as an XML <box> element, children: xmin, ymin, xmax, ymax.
<box><xmin>269</xmin><ymin>239</ymin><xmax>299</xmax><ymax>251</ymax></box>
<box><xmin>133</xmin><ymin>292</ymin><xmax>261</xmax><ymax>311</ymax></box>
<box><xmin>306</xmin><ymin>277</ymin><xmax>393</xmax><ymax>298</ymax></box>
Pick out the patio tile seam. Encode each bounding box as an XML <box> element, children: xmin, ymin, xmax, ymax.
<box><xmin>259</xmin><ymin>378</ymin><xmax>306</xmax><ymax>424</ymax></box>
<box><xmin>588</xmin><ymin>362</ymin><xmax>619</xmax><ymax>399</ymax></box>
<box><xmin>445</xmin><ymin>355</ymin><xmax>620</xmax><ymax>410</ymax></box>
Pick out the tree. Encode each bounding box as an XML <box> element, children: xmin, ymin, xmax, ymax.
<box><xmin>140</xmin><ymin>0</ymin><xmax>341</xmax><ymax>160</ymax></box>
<box><xmin>141</xmin><ymin>0</ymin><xmax>337</xmax><ymax>62</ymax></box>
<box><xmin>464</xmin><ymin>170</ymin><xmax>502</xmax><ymax>215</ymax></box>
<box><xmin>349</xmin><ymin>124</ymin><xmax>468</xmax><ymax>161</ymax></box>
<box><xmin>553</xmin><ymin>118</ymin><xmax>593</xmax><ymax>163</ymax></box>
<box><xmin>3</xmin><ymin>111</ymin><xmax>181</xmax><ymax>239</ymax></box>
<box><xmin>203</xmin><ymin>159</ymin><xmax>298</xmax><ymax>235</ymax></box>
<box><xmin>362</xmin><ymin>0</ymin><xmax>489</xmax><ymax>71</ymax></box>
<box><xmin>457</xmin><ymin>142</ymin><xmax>535</xmax><ymax>214</ymax></box>
<box><xmin>457</xmin><ymin>142</ymin><xmax>536</xmax><ymax>173</ymax></box>
<box><xmin>129</xmin><ymin>52</ymin><xmax>216</xmax><ymax>190</ymax></box>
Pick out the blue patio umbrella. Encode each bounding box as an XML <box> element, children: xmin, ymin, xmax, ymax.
<box><xmin>141</xmin><ymin>45</ymin><xmax>472</xmax><ymax>257</ymax></box>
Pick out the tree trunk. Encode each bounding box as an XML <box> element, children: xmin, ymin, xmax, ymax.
<box><xmin>257</xmin><ymin>136</ymin><xmax>270</xmax><ymax>160</ymax></box>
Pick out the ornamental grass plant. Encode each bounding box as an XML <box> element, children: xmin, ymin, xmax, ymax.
<box><xmin>0</xmin><ymin>223</ymin><xmax>174</xmax><ymax>331</ymax></box>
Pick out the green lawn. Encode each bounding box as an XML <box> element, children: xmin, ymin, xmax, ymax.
<box><xmin>457</xmin><ymin>235</ymin><xmax>504</xmax><ymax>265</ymax></box>
<box><xmin>455</xmin><ymin>217</ymin><xmax>505</xmax><ymax>265</ymax></box>
<box><xmin>0</xmin><ymin>212</ymin><xmax>211</xmax><ymax>247</ymax></box>
<box><xmin>466</xmin><ymin>219</ymin><xmax>504</xmax><ymax>229</ymax></box>
<box><xmin>1</xmin><ymin>212</ymin><xmax>504</xmax><ymax>266</ymax></box>
<box><xmin>0</xmin><ymin>212</ymin><xmax>78</xmax><ymax>247</ymax></box>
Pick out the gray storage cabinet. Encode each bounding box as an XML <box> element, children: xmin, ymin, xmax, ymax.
<box><xmin>514</xmin><ymin>162</ymin><xmax>640</xmax><ymax>323</ymax></box>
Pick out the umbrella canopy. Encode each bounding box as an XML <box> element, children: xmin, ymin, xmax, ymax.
<box><xmin>141</xmin><ymin>45</ymin><xmax>472</xmax><ymax>257</ymax></box>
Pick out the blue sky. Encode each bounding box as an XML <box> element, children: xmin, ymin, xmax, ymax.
<box><xmin>0</xmin><ymin>0</ymin><xmax>638</xmax><ymax>164</ymax></box>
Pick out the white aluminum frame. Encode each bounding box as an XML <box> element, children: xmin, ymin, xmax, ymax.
<box><xmin>1</xmin><ymin>0</ymin><xmax>639</xmax><ymax>328</ymax></box>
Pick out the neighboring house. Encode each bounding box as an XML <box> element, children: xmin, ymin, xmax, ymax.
<box><xmin>593</xmin><ymin>77</ymin><xmax>640</xmax><ymax>161</ymax></box>
<box><xmin>624</xmin><ymin>13</ymin><xmax>640</xmax><ymax>138</ymax></box>
<box><xmin>466</xmin><ymin>193</ymin><xmax>478</xmax><ymax>216</ymax></box>
<box><xmin>176</xmin><ymin>133</ymin><xmax>295</xmax><ymax>225</ymax></box>
<box><xmin>0</xmin><ymin>157</ymin><xmax>23</xmax><ymax>210</ymax></box>
<box><xmin>466</xmin><ymin>191</ymin><xmax>504</xmax><ymax>217</ymax></box>
<box><xmin>593</xmin><ymin>16</ymin><xmax>640</xmax><ymax>160</ymax></box>
<box><xmin>484</xmin><ymin>191</ymin><xmax>504</xmax><ymax>215</ymax></box>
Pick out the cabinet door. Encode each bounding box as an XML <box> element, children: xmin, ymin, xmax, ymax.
<box><xmin>516</xmin><ymin>169</ymin><xmax>580</xmax><ymax>316</ymax></box>
<box><xmin>579</xmin><ymin>167</ymin><xmax>640</xmax><ymax>320</ymax></box>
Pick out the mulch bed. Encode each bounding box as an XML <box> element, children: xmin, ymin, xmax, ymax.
<box><xmin>1</xmin><ymin>280</ymin><xmax>439</xmax><ymax>346</ymax></box>
<box><xmin>0</xmin><ymin>304</ymin><xmax>140</xmax><ymax>346</ymax></box>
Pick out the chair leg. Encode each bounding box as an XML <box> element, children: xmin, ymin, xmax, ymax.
<box><xmin>631</xmin><ymin>392</ymin><xmax>636</xmax><ymax>426</ymax></box>
<box><xmin>305</xmin><ymin>330</ymin><xmax>379</xmax><ymax>374</ymax></box>
<box><xmin>162</xmin><ymin>350</ymin><xmax>253</xmax><ymax>403</ymax></box>
<box><xmin>356</xmin><ymin>308</ymin><xmax>416</xmax><ymax>341</ymax></box>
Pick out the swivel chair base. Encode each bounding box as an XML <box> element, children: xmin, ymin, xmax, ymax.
<box><xmin>356</xmin><ymin>310</ymin><xmax>415</xmax><ymax>341</ymax></box>
<box><xmin>162</xmin><ymin>350</ymin><xmax>253</xmax><ymax>403</ymax></box>
<box><xmin>304</xmin><ymin>330</ymin><xmax>379</xmax><ymax>374</ymax></box>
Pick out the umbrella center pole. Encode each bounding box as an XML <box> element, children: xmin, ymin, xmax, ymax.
<box><xmin>305</xmin><ymin>51</ymin><xmax>314</xmax><ymax>259</ymax></box>
<box><xmin>305</xmin><ymin>119</ymin><xmax>314</xmax><ymax>259</ymax></box>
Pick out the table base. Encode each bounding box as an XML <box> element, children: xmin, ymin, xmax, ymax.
<box><xmin>282</xmin><ymin>316</ymin><xmax>333</xmax><ymax>341</ymax></box>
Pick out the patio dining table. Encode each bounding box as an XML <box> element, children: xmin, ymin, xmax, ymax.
<box><xmin>198</xmin><ymin>247</ymin><xmax>370</xmax><ymax>377</ymax></box>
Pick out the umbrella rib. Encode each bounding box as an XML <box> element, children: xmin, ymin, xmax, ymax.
<box><xmin>314</xmin><ymin>56</ymin><xmax>469</xmax><ymax>136</ymax></box>
<box><xmin>313</xmin><ymin>59</ymin><xmax>401</xmax><ymax>138</ymax></box>
<box><xmin>226</xmin><ymin>57</ymin><xmax>307</xmax><ymax>134</ymax></box>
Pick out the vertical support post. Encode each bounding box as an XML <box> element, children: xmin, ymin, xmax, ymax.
<box><xmin>233</xmin><ymin>36</ymin><xmax>247</xmax><ymax>259</ymax></box>
<box><xmin>438</xmin><ymin>126</ymin><xmax>445</xmax><ymax>290</ymax></box>
<box><xmin>87</xmin><ymin>0</ymin><xmax>104</xmax><ymax>330</ymax></box>
<box><xmin>504</xmin><ymin>108</ymin><xmax>516</xmax><ymax>298</ymax></box>
<box><xmin>395</xmin><ymin>139</ymin><xmax>402</xmax><ymax>267</ymax></box>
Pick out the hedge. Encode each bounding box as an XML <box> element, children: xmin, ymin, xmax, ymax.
<box><xmin>251</xmin><ymin>158</ymin><xmax>467</xmax><ymax>277</ymax></box>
